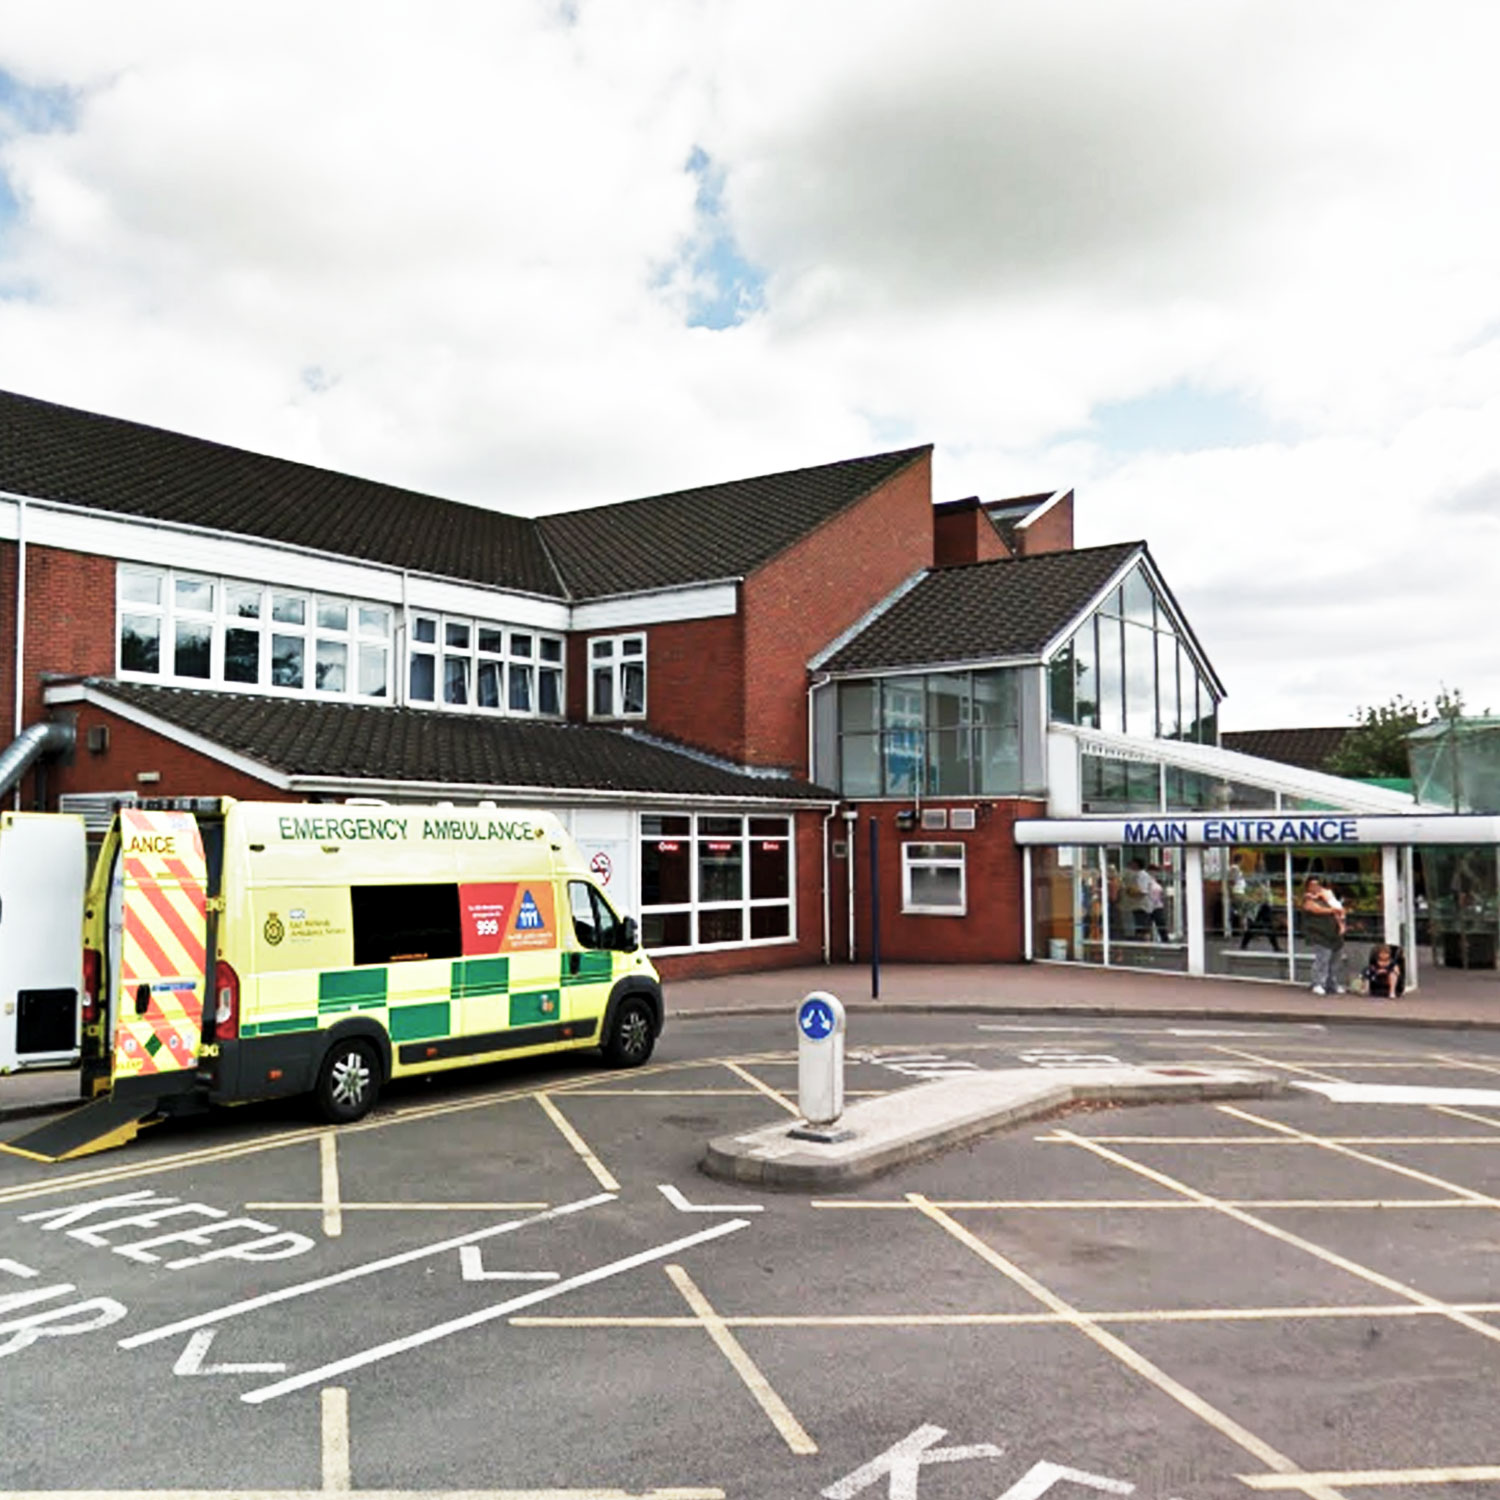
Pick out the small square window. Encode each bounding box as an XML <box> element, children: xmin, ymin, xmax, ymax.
<box><xmin>272</xmin><ymin>594</ymin><xmax>307</xmax><ymax>626</ymax></box>
<box><xmin>511</xmin><ymin>633</ymin><xmax>533</xmax><ymax>658</ymax></box>
<box><xmin>120</xmin><ymin>569</ymin><xmax>162</xmax><ymax>607</ymax></box>
<box><xmin>175</xmin><ymin>577</ymin><xmax>215</xmax><ymax>614</ymax></box>
<box><xmin>271</xmin><ymin>634</ymin><xmax>305</xmax><ymax>689</ymax></box>
<box><xmin>478</xmin><ymin>627</ymin><xmax>505</xmax><ymax>654</ymax></box>
<box><xmin>540</xmin><ymin>638</ymin><xmax>563</xmax><ymax>662</ymax></box>
<box><xmin>591</xmin><ymin>639</ymin><xmax>614</xmax><ymax>660</ymax></box>
<box><xmin>621</xmin><ymin>637</ymin><xmax>644</xmax><ymax>657</ymax></box>
<box><xmin>445</xmin><ymin>622</ymin><xmax>470</xmax><ymax>650</ymax></box>
<box><xmin>358</xmin><ymin>605</ymin><xmax>390</xmax><ymax>637</ymax></box>
<box><xmin>412</xmin><ymin>616</ymin><xmax>437</xmax><ymax>645</ymax></box>
<box><xmin>317</xmin><ymin>600</ymin><xmax>349</xmax><ymax>632</ymax></box>
<box><xmin>225</xmin><ymin>582</ymin><xmax>261</xmax><ymax>620</ymax></box>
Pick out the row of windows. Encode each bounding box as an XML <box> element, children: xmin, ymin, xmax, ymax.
<box><xmin>837</xmin><ymin>669</ymin><xmax>1024</xmax><ymax>797</ymax></box>
<box><xmin>116</xmin><ymin>566</ymin><xmax>647</xmax><ymax>721</ymax></box>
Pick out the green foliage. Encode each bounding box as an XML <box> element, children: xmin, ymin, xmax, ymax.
<box><xmin>1325</xmin><ymin>688</ymin><xmax>1476</xmax><ymax>779</ymax></box>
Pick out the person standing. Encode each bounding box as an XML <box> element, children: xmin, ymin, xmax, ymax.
<box><xmin>1146</xmin><ymin>863</ymin><xmax>1169</xmax><ymax>941</ymax></box>
<box><xmin>1301</xmin><ymin>876</ymin><xmax>1345</xmax><ymax>995</ymax></box>
<box><xmin>1238</xmin><ymin>870</ymin><xmax>1281</xmax><ymax>951</ymax></box>
<box><xmin>1123</xmin><ymin>858</ymin><xmax>1153</xmax><ymax>939</ymax></box>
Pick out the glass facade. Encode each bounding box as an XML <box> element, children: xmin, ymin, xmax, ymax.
<box><xmin>1048</xmin><ymin>562</ymin><xmax>1219</xmax><ymax>743</ymax></box>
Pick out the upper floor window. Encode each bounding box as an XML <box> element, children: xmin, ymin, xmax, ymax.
<box><xmin>590</xmin><ymin>634</ymin><xmax>645</xmax><ymax>719</ymax></box>
<box><xmin>408</xmin><ymin>613</ymin><xmax>564</xmax><ymax>716</ymax></box>
<box><xmin>1048</xmin><ymin>562</ymin><xmax>1219</xmax><ymax>744</ymax></box>
<box><xmin>117</xmin><ymin>566</ymin><xmax>391</xmax><ymax>701</ymax></box>
<box><xmin>837</xmin><ymin>668</ymin><xmax>1021</xmax><ymax>797</ymax></box>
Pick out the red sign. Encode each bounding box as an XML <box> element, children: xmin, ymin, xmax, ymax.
<box><xmin>459</xmin><ymin>884</ymin><xmax>509</xmax><ymax>955</ymax></box>
<box><xmin>590</xmin><ymin>851</ymin><xmax>613</xmax><ymax>885</ymax></box>
<box><xmin>705</xmin><ymin>841</ymin><xmax>734</xmax><ymax>853</ymax></box>
<box><xmin>657</xmin><ymin>841</ymin><xmax>681</xmax><ymax>853</ymax></box>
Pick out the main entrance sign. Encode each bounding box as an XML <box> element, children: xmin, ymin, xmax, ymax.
<box><xmin>1016</xmin><ymin>813</ymin><xmax>1500</xmax><ymax>847</ymax></box>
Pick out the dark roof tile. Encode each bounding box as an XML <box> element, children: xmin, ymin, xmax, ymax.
<box><xmin>91</xmin><ymin>682</ymin><xmax>834</xmax><ymax>801</ymax></box>
<box><xmin>1221</xmin><ymin>726</ymin><xmax>1352</xmax><ymax>772</ymax></box>
<box><xmin>819</xmin><ymin>543</ymin><xmax>1142</xmax><ymax>672</ymax></box>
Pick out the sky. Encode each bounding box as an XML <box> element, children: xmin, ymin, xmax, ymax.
<box><xmin>1</xmin><ymin>0</ymin><xmax>1497</xmax><ymax>732</ymax></box>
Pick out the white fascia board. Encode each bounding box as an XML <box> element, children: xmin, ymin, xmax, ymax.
<box><xmin>76</xmin><ymin>683</ymin><xmax>291</xmax><ymax>790</ymax></box>
<box><xmin>2</xmin><ymin>494</ymin><xmax>570</xmax><ymax>628</ymax></box>
<box><xmin>290</xmin><ymin>775</ymin><xmax>831</xmax><ymax>811</ymax></box>
<box><xmin>1014</xmin><ymin>489</ymin><xmax>1068</xmax><ymax>530</ymax></box>
<box><xmin>820</xmin><ymin>654</ymin><xmax>1037</xmax><ymax>681</ymax></box>
<box><xmin>808</xmin><ymin>570</ymin><xmax>929</xmax><ymax>671</ymax></box>
<box><xmin>570</xmin><ymin>582</ymin><xmax>738</xmax><ymax>631</ymax></box>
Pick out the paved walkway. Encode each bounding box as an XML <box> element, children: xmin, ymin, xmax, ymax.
<box><xmin>3</xmin><ymin>960</ymin><xmax>1497</xmax><ymax>1123</ymax></box>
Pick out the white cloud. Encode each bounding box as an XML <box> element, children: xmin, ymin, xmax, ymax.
<box><xmin>1</xmin><ymin>0</ymin><xmax>1498</xmax><ymax>726</ymax></box>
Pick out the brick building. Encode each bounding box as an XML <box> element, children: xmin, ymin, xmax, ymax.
<box><xmin>9</xmin><ymin>385</ymin><xmax>1443</xmax><ymax>987</ymax></box>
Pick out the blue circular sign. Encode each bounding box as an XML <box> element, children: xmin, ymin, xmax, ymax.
<box><xmin>798</xmin><ymin>997</ymin><xmax>835</xmax><ymax>1040</ymax></box>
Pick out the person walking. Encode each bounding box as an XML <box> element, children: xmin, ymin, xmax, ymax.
<box><xmin>1301</xmin><ymin>875</ymin><xmax>1345</xmax><ymax>995</ymax></box>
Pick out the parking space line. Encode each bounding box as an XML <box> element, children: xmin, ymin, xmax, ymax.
<box><xmin>720</xmin><ymin>1062</ymin><xmax>798</xmax><ymax>1116</ymax></box>
<box><xmin>814</xmin><ymin>1195</ymin><xmax>1497</xmax><ymax>1209</ymax></box>
<box><xmin>1056</xmin><ymin>1130</ymin><xmax>1500</xmax><ymax>1350</ymax></box>
<box><xmin>1241</xmin><ymin>1464</ymin><xmax>1500</xmax><ymax>1489</ymax></box>
<box><xmin>320</xmin><ymin>1134</ymin><xmax>343</xmax><ymax>1239</ymax></box>
<box><xmin>1431</xmin><ymin>1105</ymin><xmax>1500</xmax><ymax>1131</ymax></box>
<box><xmin>903</xmin><ymin>1194</ymin><xmax>1344</xmax><ymax>1498</ymax></box>
<box><xmin>1430</xmin><ymin>1051</ymin><xmax>1500</xmax><ymax>1077</ymax></box>
<box><xmin>246</xmin><ymin>1201</ymin><xmax>550</xmax><ymax>1212</ymax></box>
<box><xmin>536</xmin><ymin>1094</ymin><xmax>619</xmax><ymax>1191</ymax></box>
<box><xmin>121</xmin><ymin>1192</ymin><xmax>614</xmax><ymax>1349</ymax></box>
<box><xmin>322</xmin><ymin>1387</ymin><xmax>350</xmax><ymax>1492</ymax></box>
<box><xmin>1217</xmin><ymin>1106</ymin><xmax>1500</xmax><ymax>1203</ymax></box>
<box><xmin>514</xmin><ymin>1300</ymin><xmax>1500</xmax><ymax>1330</ymax></box>
<box><xmin>240</xmin><ymin>1217</ymin><xmax>751</xmax><ymax>1404</ymax></box>
<box><xmin>0</xmin><ymin>1489</ymin><xmax>726</xmax><ymax>1498</ymax></box>
<box><xmin>664</xmin><ymin>1264</ymin><xmax>816</xmax><ymax>1455</ymax></box>
<box><xmin>1039</xmin><ymin>1134</ymin><xmax>1500</xmax><ymax>1146</ymax></box>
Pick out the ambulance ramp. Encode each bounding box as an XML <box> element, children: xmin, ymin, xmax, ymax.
<box><xmin>0</xmin><ymin>1095</ymin><xmax>157</xmax><ymax>1162</ymax></box>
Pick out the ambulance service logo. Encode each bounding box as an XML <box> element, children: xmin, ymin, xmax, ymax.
<box><xmin>516</xmin><ymin>890</ymin><xmax>545</xmax><ymax>929</ymax></box>
<box><xmin>263</xmin><ymin>912</ymin><xmax>285</xmax><ymax>946</ymax></box>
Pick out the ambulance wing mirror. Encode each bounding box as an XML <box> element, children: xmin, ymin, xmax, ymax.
<box><xmin>620</xmin><ymin>916</ymin><xmax>640</xmax><ymax>952</ymax></box>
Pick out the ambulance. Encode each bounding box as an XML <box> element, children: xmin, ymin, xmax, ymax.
<box><xmin>8</xmin><ymin>798</ymin><xmax>664</xmax><ymax>1160</ymax></box>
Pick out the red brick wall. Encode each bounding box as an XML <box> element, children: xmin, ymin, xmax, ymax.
<box><xmin>53</xmin><ymin>702</ymin><xmax>281</xmax><ymax>803</ymax></box>
<box><xmin>653</xmin><ymin>809</ymin><xmax>828</xmax><ymax>980</ymax></box>
<box><xmin>1015</xmin><ymin>491</ymin><xmax>1074</xmax><ymax>557</ymax></box>
<box><xmin>933</xmin><ymin>500</ymin><xmax>1012</xmax><ymax>566</ymax></box>
<box><xmin>0</xmin><ymin>541</ymin><xmax>14</xmax><ymax>748</ymax></box>
<box><xmin>743</xmin><ymin>455</ymin><xmax>935</xmax><ymax>772</ymax></box>
<box><xmin>827</xmin><ymin>799</ymin><xmax>1045</xmax><ymax>963</ymax></box>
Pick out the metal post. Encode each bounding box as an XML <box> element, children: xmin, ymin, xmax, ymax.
<box><xmin>869</xmin><ymin>816</ymin><xmax>881</xmax><ymax>1000</ymax></box>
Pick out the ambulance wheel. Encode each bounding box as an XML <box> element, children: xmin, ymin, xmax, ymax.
<box><xmin>315</xmin><ymin>1038</ymin><xmax>381</xmax><ymax>1123</ymax></box>
<box><xmin>604</xmin><ymin>996</ymin><xmax>655</xmax><ymax>1068</ymax></box>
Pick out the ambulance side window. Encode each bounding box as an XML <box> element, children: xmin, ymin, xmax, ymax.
<box><xmin>351</xmin><ymin>883</ymin><xmax>463</xmax><ymax>965</ymax></box>
<box><xmin>568</xmin><ymin>881</ymin><xmax>621</xmax><ymax>951</ymax></box>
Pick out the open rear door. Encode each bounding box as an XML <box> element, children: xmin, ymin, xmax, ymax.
<box><xmin>110</xmin><ymin>808</ymin><xmax>208</xmax><ymax>1094</ymax></box>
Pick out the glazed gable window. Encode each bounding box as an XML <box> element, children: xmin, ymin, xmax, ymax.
<box><xmin>590</xmin><ymin>634</ymin><xmax>645</xmax><ymax>719</ymax></box>
<box><xmin>117</xmin><ymin>566</ymin><xmax>391</xmax><ymax>702</ymax></box>
<box><xmin>407</xmin><ymin>613</ymin><xmax>564</xmax><ymax>716</ymax></box>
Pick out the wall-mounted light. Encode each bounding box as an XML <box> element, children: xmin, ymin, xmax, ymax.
<box><xmin>136</xmin><ymin>771</ymin><xmax>161</xmax><ymax>784</ymax></box>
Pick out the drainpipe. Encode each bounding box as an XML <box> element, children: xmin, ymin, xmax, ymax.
<box><xmin>11</xmin><ymin>494</ymin><xmax>25</xmax><ymax>810</ymax></box>
<box><xmin>821</xmin><ymin>804</ymin><xmax>838</xmax><ymax>964</ymax></box>
<box><xmin>844</xmin><ymin>807</ymin><xmax>858</xmax><ymax>961</ymax></box>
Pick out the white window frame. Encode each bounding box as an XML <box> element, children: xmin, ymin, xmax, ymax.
<box><xmin>589</xmin><ymin>633</ymin><xmax>646</xmax><ymax>720</ymax></box>
<box><xmin>902</xmin><ymin>841</ymin><xmax>967</xmax><ymax>915</ymax></box>
<box><xmin>406</xmin><ymin>611</ymin><xmax>565</xmax><ymax>716</ymax></box>
<box><xmin>116</xmin><ymin>565</ymin><xmax>392</xmax><ymax>702</ymax></box>
<box><xmin>638</xmin><ymin>812</ymin><xmax>795</xmax><ymax>954</ymax></box>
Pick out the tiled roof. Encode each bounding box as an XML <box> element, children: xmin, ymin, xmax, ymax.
<box><xmin>818</xmin><ymin>543</ymin><xmax>1142</xmax><ymax>673</ymax></box>
<box><xmin>0</xmin><ymin>389</ymin><xmax>565</xmax><ymax>596</ymax></box>
<box><xmin>91</xmin><ymin>682</ymin><xmax>834</xmax><ymax>801</ymax></box>
<box><xmin>537</xmin><ymin>446</ymin><xmax>931</xmax><ymax>598</ymax></box>
<box><xmin>1221</xmin><ymin>726</ymin><xmax>1352</xmax><ymax>772</ymax></box>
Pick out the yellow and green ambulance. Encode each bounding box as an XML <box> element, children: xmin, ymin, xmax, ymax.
<box><xmin>71</xmin><ymin>797</ymin><xmax>662</xmax><ymax>1141</ymax></box>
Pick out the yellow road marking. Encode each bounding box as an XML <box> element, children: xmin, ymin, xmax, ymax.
<box><xmin>1218</xmin><ymin>1106</ymin><xmax>1500</xmax><ymax>1203</ymax></box>
<box><xmin>663</xmin><ymin>1264</ymin><xmax>816</xmax><ymax>1455</ymax></box>
<box><xmin>321</xmin><ymin>1388</ymin><xmax>350</xmax><ymax>1492</ymax></box>
<box><xmin>904</xmin><ymin>1194</ymin><xmax>1345</xmax><ymax>1498</ymax></box>
<box><xmin>1241</xmin><ymin>1465</ymin><xmax>1500</xmax><ymax>1489</ymax></box>
<box><xmin>1057</xmin><ymin>1130</ymin><xmax>1500</xmax><ymax>1350</ymax></box>
<box><xmin>320</xmin><ymin>1134</ymin><xmax>343</xmax><ymax>1239</ymax></box>
<box><xmin>720</xmin><ymin>1061</ymin><xmax>799</xmax><ymax>1116</ymax></box>
<box><xmin>513</xmin><ymin>1299</ymin><xmax>1500</xmax><ymax>1329</ymax></box>
<box><xmin>536</xmin><ymin>1094</ymin><xmax>619</xmax><ymax>1191</ymax></box>
<box><xmin>247</xmin><ymin>1202</ymin><xmax>548</xmax><ymax>1213</ymax></box>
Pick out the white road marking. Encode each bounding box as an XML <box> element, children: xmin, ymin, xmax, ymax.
<box><xmin>537</xmin><ymin>1094</ymin><xmax>619</xmax><ymax>1191</ymax></box>
<box><xmin>240</xmin><ymin>1218</ymin><xmax>751</xmax><ymax>1404</ymax></box>
<box><xmin>458</xmin><ymin>1246</ymin><xmax>559</xmax><ymax>1282</ymax></box>
<box><xmin>0</xmin><ymin>1258</ymin><xmax>38</xmax><ymax>1277</ymax></box>
<box><xmin>120</xmin><ymin>1192</ymin><xmax>614</xmax><ymax>1349</ymax></box>
<box><xmin>172</xmin><ymin>1328</ymin><xmax>287</xmax><ymax>1377</ymax></box>
<box><xmin>320</xmin><ymin>1135</ymin><xmax>343</xmax><ymax>1239</ymax></box>
<box><xmin>322</xmin><ymin>1388</ymin><xmax>350</xmax><ymax>1493</ymax></box>
<box><xmin>1294</xmin><ymin>1082</ymin><xmax>1500</xmax><ymax>1107</ymax></box>
<box><xmin>821</xmin><ymin>1424</ymin><xmax>1003</xmax><ymax>1498</ymax></box>
<box><xmin>976</xmin><ymin>1024</ymin><xmax>1319</xmax><ymax>1036</ymax></box>
<box><xmin>657</xmin><ymin>1184</ymin><xmax>763</xmax><ymax>1214</ymax></box>
<box><xmin>246</xmin><ymin>1202</ymin><xmax>550</xmax><ymax>1213</ymax></box>
<box><xmin>996</xmin><ymin>1461</ymin><xmax>1134</xmax><ymax>1500</ymax></box>
<box><xmin>1241</xmin><ymin>1466</ymin><xmax>1500</xmax><ymax>1490</ymax></box>
<box><xmin>0</xmin><ymin>1490</ymin><xmax>723</xmax><ymax>1498</ymax></box>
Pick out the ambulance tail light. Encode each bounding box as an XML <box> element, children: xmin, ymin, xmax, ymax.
<box><xmin>82</xmin><ymin>948</ymin><xmax>102</xmax><ymax>1024</ymax></box>
<box><xmin>213</xmin><ymin>962</ymin><xmax>240</xmax><ymax>1041</ymax></box>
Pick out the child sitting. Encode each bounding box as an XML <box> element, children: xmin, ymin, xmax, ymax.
<box><xmin>1363</xmin><ymin>943</ymin><xmax>1403</xmax><ymax>999</ymax></box>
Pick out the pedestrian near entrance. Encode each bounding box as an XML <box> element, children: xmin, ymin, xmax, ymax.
<box><xmin>1363</xmin><ymin>943</ymin><xmax>1404</xmax><ymax>999</ymax></box>
<box><xmin>1146</xmin><ymin>863</ymin><xmax>1169</xmax><ymax>941</ymax></box>
<box><xmin>1301</xmin><ymin>876</ymin><xmax>1346</xmax><ymax>995</ymax></box>
<box><xmin>1123</xmin><ymin>858</ymin><xmax>1153</xmax><ymax>939</ymax></box>
<box><xmin>1239</xmin><ymin>871</ymin><xmax>1280</xmax><ymax>951</ymax></box>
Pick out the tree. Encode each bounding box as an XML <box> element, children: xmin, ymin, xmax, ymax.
<box><xmin>1324</xmin><ymin>688</ymin><xmax>1482</xmax><ymax>780</ymax></box>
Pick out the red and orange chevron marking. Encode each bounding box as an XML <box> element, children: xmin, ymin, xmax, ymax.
<box><xmin>113</xmin><ymin>810</ymin><xmax>208</xmax><ymax>1080</ymax></box>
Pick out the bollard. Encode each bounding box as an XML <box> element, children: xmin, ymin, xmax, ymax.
<box><xmin>793</xmin><ymin>990</ymin><xmax>846</xmax><ymax>1136</ymax></box>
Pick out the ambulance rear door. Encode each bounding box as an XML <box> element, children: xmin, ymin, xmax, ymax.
<box><xmin>110</xmin><ymin>808</ymin><xmax>209</xmax><ymax>1095</ymax></box>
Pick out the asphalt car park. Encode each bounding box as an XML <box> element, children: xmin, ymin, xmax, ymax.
<box><xmin>4</xmin><ymin>1014</ymin><xmax>1500</xmax><ymax>1500</ymax></box>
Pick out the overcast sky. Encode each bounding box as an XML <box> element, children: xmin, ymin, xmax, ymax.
<box><xmin>2</xmin><ymin>1</ymin><xmax>1497</xmax><ymax>732</ymax></box>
